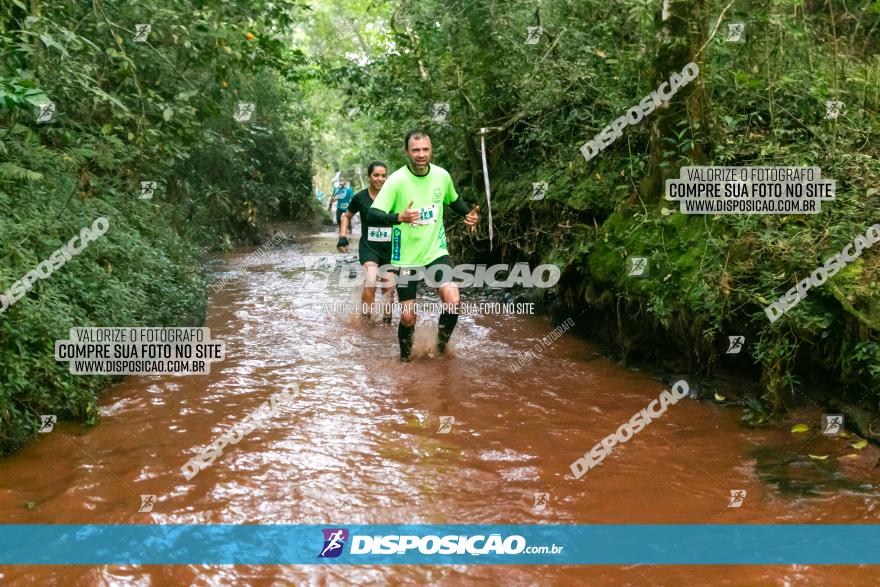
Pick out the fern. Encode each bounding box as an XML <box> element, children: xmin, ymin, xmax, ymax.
<box><xmin>0</xmin><ymin>162</ymin><xmax>44</xmax><ymax>182</ymax></box>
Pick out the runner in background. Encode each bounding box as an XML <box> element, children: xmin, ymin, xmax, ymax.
<box><xmin>327</xmin><ymin>175</ymin><xmax>342</xmax><ymax>213</ymax></box>
<box><xmin>328</xmin><ymin>175</ymin><xmax>345</xmax><ymax>224</ymax></box>
<box><xmin>338</xmin><ymin>162</ymin><xmax>395</xmax><ymax>324</ymax></box>
<box><xmin>333</xmin><ymin>179</ymin><xmax>355</xmax><ymax>235</ymax></box>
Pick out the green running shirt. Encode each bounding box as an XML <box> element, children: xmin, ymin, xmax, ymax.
<box><xmin>371</xmin><ymin>164</ymin><xmax>460</xmax><ymax>267</ymax></box>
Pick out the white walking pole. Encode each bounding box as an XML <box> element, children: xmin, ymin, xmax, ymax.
<box><xmin>479</xmin><ymin>127</ymin><xmax>495</xmax><ymax>250</ymax></box>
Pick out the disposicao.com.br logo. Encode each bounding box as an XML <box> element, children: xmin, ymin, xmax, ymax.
<box><xmin>317</xmin><ymin>528</ymin><xmax>563</xmax><ymax>558</ymax></box>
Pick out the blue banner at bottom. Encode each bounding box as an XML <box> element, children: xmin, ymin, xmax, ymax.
<box><xmin>0</xmin><ymin>524</ymin><xmax>877</xmax><ymax>565</ymax></box>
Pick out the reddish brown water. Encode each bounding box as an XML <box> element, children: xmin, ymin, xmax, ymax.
<box><xmin>1</xmin><ymin>228</ymin><xmax>879</xmax><ymax>585</ymax></box>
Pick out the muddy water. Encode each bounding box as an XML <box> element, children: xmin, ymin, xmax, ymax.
<box><xmin>1</xmin><ymin>227</ymin><xmax>879</xmax><ymax>586</ymax></box>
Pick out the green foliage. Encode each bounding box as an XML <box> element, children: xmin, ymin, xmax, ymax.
<box><xmin>0</xmin><ymin>0</ymin><xmax>319</xmax><ymax>454</ymax></box>
<box><xmin>741</xmin><ymin>397</ymin><xmax>774</xmax><ymax>429</ymax></box>
<box><xmin>330</xmin><ymin>0</ymin><xmax>880</xmax><ymax>410</ymax></box>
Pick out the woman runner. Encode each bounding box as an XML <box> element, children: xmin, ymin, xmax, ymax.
<box><xmin>337</xmin><ymin>161</ymin><xmax>396</xmax><ymax>323</ymax></box>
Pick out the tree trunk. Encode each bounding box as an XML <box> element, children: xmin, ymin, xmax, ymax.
<box><xmin>640</xmin><ymin>0</ymin><xmax>710</xmax><ymax>204</ymax></box>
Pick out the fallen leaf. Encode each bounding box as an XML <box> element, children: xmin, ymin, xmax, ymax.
<box><xmin>851</xmin><ymin>440</ymin><xmax>868</xmax><ymax>450</ymax></box>
<box><xmin>714</xmin><ymin>393</ymin><xmax>726</xmax><ymax>401</ymax></box>
<box><xmin>841</xmin><ymin>453</ymin><xmax>859</xmax><ymax>459</ymax></box>
<box><xmin>808</xmin><ymin>454</ymin><xmax>828</xmax><ymax>460</ymax></box>
<box><xmin>791</xmin><ymin>423</ymin><xmax>810</xmax><ymax>433</ymax></box>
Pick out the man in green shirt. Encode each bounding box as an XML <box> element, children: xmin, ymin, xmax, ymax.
<box><xmin>368</xmin><ymin>130</ymin><xmax>479</xmax><ymax>361</ymax></box>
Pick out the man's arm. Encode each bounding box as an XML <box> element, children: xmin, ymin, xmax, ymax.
<box><xmin>448</xmin><ymin>197</ymin><xmax>471</xmax><ymax>217</ymax></box>
<box><xmin>444</xmin><ymin>174</ymin><xmax>479</xmax><ymax>226</ymax></box>
<box><xmin>368</xmin><ymin>180</ymin><xmax>400</xmax><ymax>226</ymax></box>
<box><xmin>368</xmin><ymin>202</ymin><xmax>423</xmax><ymax>227</ymax></box>
<box><xmin>367</xmin><ymin>207</ymin><xmax>403</xmax><ymax>227</ymax></box>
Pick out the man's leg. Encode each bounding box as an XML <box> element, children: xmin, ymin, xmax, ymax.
<box><xmin>436</xmin><ymin>282</ymin><xmax>460</xmax><ymax>354</ymax></box>
<box><xmin>399</xmin><ymin>301</ymin><xmax>417</xmax><ymax>361</ymax></box>
<box><xmin>426</xmin><ymin>258</ymin><xmax>460</xmax><ymax>354</ymax></box>
<box><xmin>396</xmin><ymin>269</ymin><xmax>419</xmax><ymax>361</ymax></box>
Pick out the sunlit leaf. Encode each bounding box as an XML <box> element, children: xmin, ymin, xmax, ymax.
<box><xmin>790</xmin><ymin>423</ymin><xmax>810</xmax><ymax>433</ymax></box>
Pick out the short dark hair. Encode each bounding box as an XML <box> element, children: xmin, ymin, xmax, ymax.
<box><xmin>404</xmin><ymin>129</ymin><xmax>430</xmax><ymax>150</ymax></box>
<box><xmin>367</xmin><ymin>161</ymin><xmax>387</xmax><ymax>175</ymax></box>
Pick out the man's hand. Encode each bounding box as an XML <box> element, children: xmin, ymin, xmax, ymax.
<box><xmin>336</xmin><ymin>236</ymin><xmax>349</xmax><ymax>253</ymax></box>
<box><xmin>398</xmin><ymin>201</ymin><xmax>420</xmax><ymax>224</ymax></box>
<box><xmin>464</xmin><ymin>205</ymin><xmax>480</xmax><ymax>232</ymax></box>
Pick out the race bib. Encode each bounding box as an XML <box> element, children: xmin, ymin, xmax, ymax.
<box><xmin>367</xmin><ymin>227</ymin><xmax>391</xmax><ymax>242</ymax></box>
<box><xmin>414</xmin><ymin>204</ymin><xmax>438</xmax><ymax>226</ymax></box>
